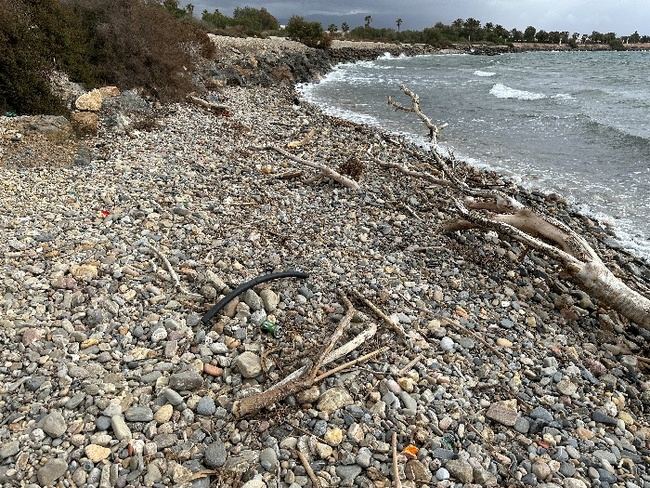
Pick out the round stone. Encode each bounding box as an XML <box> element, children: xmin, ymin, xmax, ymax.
<box><xmin>439</xmin><ymin>337</ymin><xmax>455</xmax><ymax>351</ymax></box>
<box><xmin>196</xmin><ymin>396</ymin><xmax>216</xmax><ymax>416</ymax></box>
<box><xmin>436</xmin><ymin>467</ymin><xmax>450</xmax><ymax>481</ymax></box>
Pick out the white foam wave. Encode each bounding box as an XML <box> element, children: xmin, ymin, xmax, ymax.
<box><xmin>490</xmin><ymin>83</ymin><xmax>546</xmax><ymax>100</ymax></box>
<box><xmin>552</xmin><ymin>93</ymin><xmax>575</xmax><ymax>100</ymax></box>
<box><xmin>378</xmin><ymin>52</ymin><xmax>408</xmax><ymax>60</ymax></box>
<box><xmin>573</xmin><ymin>203</ymin><xmax>650</xmax><ymax>261</ymax></box>
<box><xmin>474</xmin><ymin>70</ymin><xmax>496</xmax><ymax>77</ymax></box>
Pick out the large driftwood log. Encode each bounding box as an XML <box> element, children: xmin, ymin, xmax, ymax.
<box><xmin>384</xmin><ymin>85</ymin><xmax>650</xmax><ymax>329</ymax></box>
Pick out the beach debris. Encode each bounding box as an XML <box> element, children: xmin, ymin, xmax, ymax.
<box><xmin>254</xmin><ymin>145</ymin><xmax>361</xmax><ymax>190</ymax></box>
<box><xmin>187</xmin><ymin>94</ymin><xmax>230</xmax><ymax>115</ymax></box>
<box><xmin>287</xmin><ymin>127</ymin><xmax>316</xmax><ymax>148</ymax></box>
<box><xmin>384</xmin><ymin>83</ymin><xmax>650</xmax><ymax>330</ymax></box>
<box><xmin>260</xmin><ymin>319</ymin><xmax>280</xmax><ymax>337</ymax></box>
<box><xmin>201</xmin><ymin>270</ymin><xmax>309</xmax><ymax>324</ymax></box>
<box><xmin>391</xmin><ymin>432</ymin><xmax>403</xmax><ymax>488</ymax></box>
<box><xmin>232</xmin><ymin>293</ymin><xmax>388</xmax><ymax>417</ymax></box>
<box><xmin>337</xmin><ymin>156</ymin><xmax>365</xmax><ymax>181</ymax></box>
<box><xmin>387</xmin><ymin>83</ymin><xmax>448</xmax><ymax>144</ymax></box>
<box><xmin>136</xmin><ymin>238</ymin><xmax>203</xmax><ymax>300</ymax></box>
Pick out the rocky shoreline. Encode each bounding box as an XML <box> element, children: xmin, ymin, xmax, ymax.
<box><xmin>1</xmin><ymin>37</ymin><xmax>649</xmax><ymax>488</ymax></box>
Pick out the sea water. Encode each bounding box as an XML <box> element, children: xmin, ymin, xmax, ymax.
<box><xmin>300</xmin><ymin>51</ymin><xmax>650</xmax><ymax>261</ymax></box>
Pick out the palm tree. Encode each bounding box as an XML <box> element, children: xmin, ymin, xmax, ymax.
<box><xmin>328</xmin><ymin>24</ymin><xmax>337</xmax><ymax>34</ymax></box>
<box><xmin>341</xmin><ymin>22</ymin><xmax>349</xmax><ymax>34</ymax></box>
<box><xmin>396</xmin><ymin>18</ymin><xmax>403</xmax><ymax>32</ymax></box>
<box><xmin>364</xmin><ymin>15</ymin><xmax>372</xmax><ymax>28</ymax></box>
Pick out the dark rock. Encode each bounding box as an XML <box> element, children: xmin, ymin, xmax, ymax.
<box><xmin>204</xmin><ymin>440</ymin><xmax>227</xmax><ymax>468</ymax></box>
<box><xmin>591</xmin><ymin>410</ymin><xmax>617</xmax><ymax>425</ymax></box>
<box><xmin>169</xmin><ymin>371</ymin><xmax>203</xmax><ymax>391</ymax></box>
<box><xmin>529</xmin><ymin>406</ymin><xmax>554</xmax><ymax>423</ymax></box>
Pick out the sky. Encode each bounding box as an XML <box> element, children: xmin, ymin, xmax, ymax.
<box><xmin>186</xmin><ymin>0</ymin><xmax>649</xmax><ymax>34</ymax></box>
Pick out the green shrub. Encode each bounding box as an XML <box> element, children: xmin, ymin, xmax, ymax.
<box><xmin>286</xmin><ymin>16</ymin><xmax>331</xmax><ymax>49</ymax></box>
<box><xmin>71</xmin><ymin>0</ymin><xmax>214</xmax><ymax>101</ymax></box>
<box><xmin>0</xmin><ymin>0</ymin><xmax>215</xmax><ymax>115</ymax></box>
<box><xmin>202</xmin><ymin>8</ymin><xmax>232</xmax><ymax>29</ymax></box>
<box><xmin>0</xmin><ymin>1</ymin><xmax>68</xmax><ymax>114</ymax></box>
<box><xmin>232</xmin><ymin>7</ymin><xmax>279</xmax><ymax>32</ymax></box>
<box><xmin>607</xmin><ymin>38</ymin><xmax>626</xmax><ymax>51</ymax></box>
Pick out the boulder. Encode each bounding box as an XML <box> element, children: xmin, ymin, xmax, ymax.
<box><xmin>98</xmin><ymin>86</ymin><xmax>120</xmax><ymax>98</ymax></box>
<box><xmin>75</xmin><ymin>89</ymin><xmax>104</xmax><ymax>112</ymax></box>
<box><xmin>71</xmin><ymin>111</ymin><xmax>99</xmax><ymax>134</ymax></box>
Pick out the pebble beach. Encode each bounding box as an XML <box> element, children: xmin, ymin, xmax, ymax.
<box><xmin>0</xmin><ymin>35</ymin><xmax>648</xmax><ymax>488</ymax></box>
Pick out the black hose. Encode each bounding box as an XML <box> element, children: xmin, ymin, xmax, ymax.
<box><xmin>201</xmin><ymin>270</ymin><xmax>309</xmax><ymax>324</ymax></box>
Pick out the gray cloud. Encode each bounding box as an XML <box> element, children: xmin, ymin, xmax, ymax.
<box><xmin>186</xmin><ymin>0</ymin><xmax>648</xmax><ymax>34</ymax></box>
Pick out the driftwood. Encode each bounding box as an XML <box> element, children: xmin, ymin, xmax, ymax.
<box><xmin>296</xmin><ymin>448</ymin><xmax>321</xmax><ymax>488</ymax></box>
<box><xmin>187</xmin><ymin>95</ymin><xmax>229</xmax><ymax>114</ymax></box>
<box><xmin>388</xmin><ymin>84</ymin><xmax>448</xmax><ymax>144</ymax></box>
<box><xmin>350</xmin><ymin>290</ymin><xmax>410</xmax><ymax>344</ymax></box>
<box><xmin>232</xmin><ymin>294</ymin><xmax>387</xmax><ymax>417</ymax></box>
<box><xmin>254</xmin><ymin>145</ymin><xmax>361</xmax><ymax>191</ymax></box>
<box><xmin>375</xmin><ymin>158</ymin><xmax>451</xmax><ymax>187</ymax></box>
<box><xmin>287</xmin><ymin>128</ymin><xmax>316</xmax><ymax>148</ymax></box>
<box><xmin>136</xmin><ymin>239</ymin><xmax>203</xmax><ymax>300</ymax></box>
<box><xmin>391</xmin><ymin>432</ymin><xmax>403</xmax><ymax>488</ymax></box>
<box><xmin>384</xmin><ymin>84</ymin><xmax>650</xmax><ymax>330</ymax></box>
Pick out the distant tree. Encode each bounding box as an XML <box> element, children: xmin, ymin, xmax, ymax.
<box><xmin>590</xmin><ymin>31</ymin><xmax>603</xmax><ymax>43</ymax></box>
<box><xmin>364</xmin><ymin>15</ymin><xmax>372</xmax><ymax>28</ymax></box>
<box><xmin>511</xmin><ymin>28</ymin><xmax>523</xmax><ymax>41</ymax></box>
<box><xmin>452</xmin><ymin>18</ymin><xmax>464</xmax><ymax>31</ymax></box>
<box><xmin>608</xmin><ymin>37</ymin><xmax>625</xmax><ymax>50</ymax></box>
<box><xmin>202</xmin><ymin>8</ymin><xmax>231</xmax><ymax>29</ymax></box>
<box><xmin>341</xmin><ymin>22</ymin><xmax>349</xmax><ymax>33</ymax></box>
<box><xmin>286</xmin><ymin>15</ymin><xmax>330</xmax><ymax>48</ymax></box>
<box><xmin>524</xmin><ymin>25</ymin><xmax>536</xmax><ymax>42</ymax></box>
<box><xmin>232</xmin><ymin>6</ymin><xmax>279</xmax><ymax>32</ymax></box>
<box><xmin>396</xmin><ymin>18</ymin><xmax>403</xmax><ymax>32</ymax></box>
<box><xmin>464</xmin><ymin>17</ymin><xmax>481</xmax><ymax>41</ymax></box>
<box><xmin>629</xmin><ymin>30</ymin><xmax>641</xmax><ymax>43</ymax></box>
<box><xmin>603</xmin><ymin>32</ymin><xmax>617</xmax><ymax>42</ymax></box>
<box><xmin>328</xmin><ymin>23</ymin><xmax>337</xmax><ymax>34</ymax></box>
<box><xmin>494</xmin><ymin>24</ymin><xmax>508</xmax><ymax>37</ymax></box>
<box><xmin>536</xmin><ymin>30</ymin><xmax>549</xmax><ymax>42</ymax></box>
<box><xmin>422</xmin><ymin>26</ymin><xmax>448</xmax><ymax>47</ymax></box>
<box><xmin>185</xmin><ymin>3</ymin><xmax>194</xmax><ymax>16</ymax></box>
<box><xmin>547</xmin><ymin>31</ymin><xmax>561</xmax><ymax>43</ymax></box>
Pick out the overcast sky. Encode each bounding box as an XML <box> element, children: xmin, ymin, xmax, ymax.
<box><xmin>186</xmin><ymin>0</ymin><xmax>648</xmax><ymax>34</ymax></box>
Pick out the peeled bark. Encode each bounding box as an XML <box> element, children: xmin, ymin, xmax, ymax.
<box><xmin>572</xmin><ymin>260</ymin><xmax>650</xmax><ymax>328</ymax></box>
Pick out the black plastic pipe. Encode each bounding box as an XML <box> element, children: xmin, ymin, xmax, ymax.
<box><xmin>201</xmin><ymin>270</ymin><xmax>309</xmax><ymax>324</ymax></box>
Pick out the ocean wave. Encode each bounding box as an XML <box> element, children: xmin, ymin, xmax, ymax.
<box><xmin>573</xmin><ymin>203</ymin><xmax>650</xmax><ymax>261</ymax></box>
<box><xmin>473</xmin><ymin>70</ymin><xmax>496</xmax><ymax>77</ymax></box>
<box><xmin>378</xmin><ymin>52</ymin><xmax>408</xmax><ymax>60</ymax></box>
<box><xmin>489</xmin><ymin>83</ymin><xmax>546</xmax><ymax>100</ymax></box>
<box><xmin>577</xmin><ymin>113</ymin><xmax>650</xmax><ymax>144</ymax></box>
<box><xmin>551</xmin><ymin>93</ymin><xmax>575</xmax><ymax>100</ymax></box>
